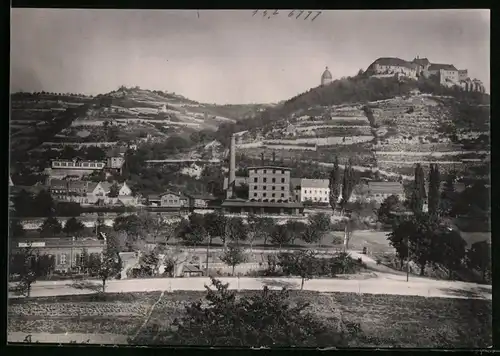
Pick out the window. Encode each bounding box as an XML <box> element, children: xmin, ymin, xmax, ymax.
<box><xmin>263</xmin><ymin>193</ymin><xmax>267</xmax><ymax>197</ymax></box>
<box><xmin>281</xmin><ymin>178</ymin><xmax>285</xmax><ymax>183</ymax></box>
<box><xmin>263</xmin><ymin>170</ymin><xmax>267</xmax><ymax>174</ymax></box>
<box><xmin>281</xmin><ymin>193</ymin><xmax>285</xmax><ymax>197</ymax></box>
<box><xmin>272</xmin><ymin>193</ymin><xmax>275</xmax><ymax>197</ymax></box>
<box><xmin>281</xmin><ymin>186</ymin><xmax>285</xmax><ymax>190</ymax></box>
<box><xmin>253</xmin><ymin>193</ymin><xmax>258</xmax><ymax>197</ymax></box>
<box><xmin>273</xmin><ymin>170</ymin><xmax>276</xmax><ymax>174</ymax></box>
<box><xmin>83</xmin><ymin>163</ymin><xmax>89</xmax><ymax>167</ymax></box>
<box><xmin>272</xmin><ymin>186</ymin><xmax>275</xmax><ymax>190</ymax></box>
<box><xmin>272</xmin><ymin>178</ymin><xmax>276</xmax><ymax>183</ymax></box>
<box><xmin>60</xmin><ymin>254</ymin><xmax>67</xmax><ymax>265</ymax></box>
<box><xmin>61</xmin><ymin>162</ymin><xmax>67</xmax><ymax>167</ymax></box>
<box><xmin>254</xmin><ymin>178</ymin><xmax>258</xmax><ymax>183</ymax></box>
<box><xmin>54</xmin><ymin>162</ymin><xmax>60</xmax><ymax>167</ymax></box>
<box><xmin>254</xmin><ymin>185</ymin><xmax>258</xmax><ymax>190</ymax></box>
<box><xmin>263</xmin><ymin>186</ymin><xmax>266</xmax><ymax>190</ymax></box>
<box><xmin>281</xmin><ymin>170</ymin><xmax>285</xmax><ymax>174</ymax></box>
<box><xmin>263</xmin><ymin>178</ymin><xmax>267</xmax><ymax>183</ymax></box>
<box><xmin>90</xmin><ymin>163</ymin><xmax>95</xmax><ymax>167</ymax></box>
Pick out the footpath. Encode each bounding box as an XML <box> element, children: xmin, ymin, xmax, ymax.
<box><xmin>9</xmin><ymin>274</ymin><xmax>492</xmax><ymax>300</ymax></box>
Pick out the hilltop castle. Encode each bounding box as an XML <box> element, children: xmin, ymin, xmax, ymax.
<box><xmin>364</xmin><ymin>56</ymin><xmax>485</xmax><ymax>93</ymax></box>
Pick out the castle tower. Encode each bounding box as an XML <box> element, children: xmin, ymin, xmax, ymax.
<box><xmin>321</xmin><ymin>66</ymin><xmax>333</xmax><ymax>86</ymax></box>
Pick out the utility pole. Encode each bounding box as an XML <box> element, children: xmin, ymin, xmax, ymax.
<box><xmin>406</xmin><ymin>236</ymin><xmax>409</xmax><ymax>282</ymax></box>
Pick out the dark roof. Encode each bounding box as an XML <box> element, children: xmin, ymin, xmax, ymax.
<box><xmin>159</xmin><ymin>190</ymin><xmax>187</xmax><ymax>198</ymax></box>
<box><xmin>367</xmin><ymin>181</ymin><xmax>404</xmax><ymax>195</ymax></box>
<box><xmin>301</xmin><ymin>179</ymin><xmax>329</xmax><ymax>189</ymax></box>
<box><xmin>247</xmin><ymin>166</ymin><xmax>291</xmax><ymax>171</ymax></box>
<box><xmin>49</xmin><ymin>179</ymin><xmax>68</xmax><ymax>189</ymax></box>
<box><xmin>185</xmin><ymin>193</ymin><xmax>217</xmax><ymax>200</ymax></box>
<box><xmin>147</xmin><ymin>194</ymin><xmax>161</xmax><ymax>200</ymax></box>
<box><xmin>412</xmin><ymin>57</ymin><xmax>430</xmax><ymax>66</ymax></box>
<box><xmin>68</xmin><ymin>181</ymin><xmax>88</xmax><ymax>189</ymax></box>
<box><xmin>221</xmin><ymin>200</ymin><xmax>304</xmax><ymax>209</ymax></box>
<box><xmin>183</xmin><ymin>264</ymin><xmax>203</xmax><ymax>273</ymax></box>
<box><xmin>372</xmin><ymin>57</ymin><xmax>414</xmax><ymax>69</ymax></box>
<box><xmin>428</xmin><ymin>63</ymin><xmax>458</xmax><ymax>71</ymax></box>
<box><xmin>10</xmin><ymin>185</ymin><xmax>46</xmax><ymax>195</ymax></box>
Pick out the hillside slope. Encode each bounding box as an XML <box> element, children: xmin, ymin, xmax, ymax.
<box><xmin>10</xmin><ymin>88</ymin><xmax>267</xmax><ymax>153</ymax></box>
<box><xmin>212</xmin><ymin>75</ymin><xmax>490</xmax><ymax>180</ymax></box>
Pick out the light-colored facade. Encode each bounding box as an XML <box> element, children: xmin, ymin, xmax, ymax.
<box><xmin>248</xmin><ymin>166</ymin><xmax>291</xmax><ymax>202</ymax></box>
<box><xmin>367</xmin><ymin>181</ymin><xmax>405</xmax><ymax>203</ymax></box>
<box><xmin>300</xmin><ymin>179</ymin><xmax>330</xmax><ymax>203</ymax></box>
<box><xmin>52</xmin><ymin>159</ymin><xmax>106</xmax><ymax>170</ymax></box>
<box><xmin>321</xmin><ymin>67</ymin><xmax>333</xmax><ymax>86</ymax></box>
<box><xmin>159</xmin><ymin>191</ymin><xmax>188</xmax><ymax>208</ymax></box>
<box><xmin>10</xmin><ymin>237</ymin><xmax>106</xmax><ymax>273</ymax></box>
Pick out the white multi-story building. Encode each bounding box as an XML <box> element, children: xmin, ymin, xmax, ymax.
<box><xmin>299</xmin><ymin>179</ymin><xmax>330</xmax><ymax>203</ymax></box>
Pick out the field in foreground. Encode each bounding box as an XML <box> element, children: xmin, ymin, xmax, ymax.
<box><xmin>8</xmin><ymin>290</ymin><xmax>491</xmax><ymax>348</ymax></box>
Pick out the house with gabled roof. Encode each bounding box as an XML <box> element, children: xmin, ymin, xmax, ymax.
<box><xmin>367</xmin><ymin>181</ymin><xmax>405</xmax><ymax>203</ymax></box>
<box><xmin>159</xmin><ymin>190</ymin><xmax>189</xmax><ymax>208</ymax></box>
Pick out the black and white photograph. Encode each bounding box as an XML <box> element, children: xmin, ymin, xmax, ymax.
<box><xmin>8</xmin><ymin>9</ymin><xmax>491</xmax><ymax>347</ymax></box>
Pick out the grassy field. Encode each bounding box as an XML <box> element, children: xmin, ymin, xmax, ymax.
<box><xmin>8</xmin><ymin>290</ymin><xmax>492</xmax><ymax>347</ymax></box>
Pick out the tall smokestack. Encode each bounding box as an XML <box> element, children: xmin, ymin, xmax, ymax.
<box><xmin>229</xmin><ymin>134</ymin><xmax>236</xmax><ymax>197</ymax></box>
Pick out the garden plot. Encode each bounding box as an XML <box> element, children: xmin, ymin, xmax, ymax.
<box><xmin>9</xmin><ymin>290</ymin><xmax>491</xmax><ymax>347</ymax></box>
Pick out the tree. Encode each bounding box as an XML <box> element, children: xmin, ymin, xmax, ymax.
<box><xmin>203</xmin><ymin>211</ymin><xmax>228</xmax><ymax>271</ymax></box>
<box><xmin>409</xmin><ymin>163</ymin><xmax>426</xmax><ymax>214</ymax></box>
<box><xmin>389</xmin><ymin>213</ymin><xmax>440</xmax><ymax>276</ymax></box>
<box><xmin>307</xmin><ymin>213</ymin><xmax>331</xmax><ymax>246</ymax></box>
<box><xmin>39</xmin><ymin>216</ymin><xmax>63</xmax><ymax>237</ymax></box>
<box><xmin>286</xmin><ymin>221</ymin><xmax>307</xmax><ymax>245</ymax></box>
<box><xmin>428</xmin><ymin>164</ymin><xmax>440</xmax><ymax>216</ymax></box>
<box><xmin>139</xmin><ymin>249</ymin><xmax>160</xmax><ymax>276</ymax></box>
<box><xmin>33</xmin><ymin>190</ymin><xmax>55</xmax><ymax>217</ymax></box>
<box><xmin>300</xmin><ymin>225</ymin><xmax>321</xmax><ymax>245</ymax></box>
<box><xmin>226</xmin><ymin>217</ymin><xmax>248</xmax><ymax>244</ymax></box>
<box><xmin>77</xmin><ymin>248</ymin><xmax>90</xmax><ymax>274</ymax></box>
<box><xmin>270</xmin><ymin>224</ymin><xmax>291</xmax><ymax>249</ymax></box>
<box><xmin>178</xmin><ymin>214</ymin><xmax>207</xmax><ymax>246</ymax></box>
<box><xmin>113</xmin><ymin>214</ymin><xmax>143</xmax><ymax>250</ymax></box>
<box><xmin>340</xmin><ymin>159</ymin><xmax>355</xmax><ymax>214</ymax></box>
<box><xmin>466</xmin><ymin>241</ymin><xmax>491</xmax><ymax>282</ymax></box>
<box><xmin>277</xmin><ymin>250</ymin><xmax>318</xmax><ymax>290</ymax></box>
<box><xmin>247</xmin><ymin>214</ymin><xmax>275</xmax><ymax>248</ymax></box>
<box><xmin>13</xmin><ymin>243</ymin><xmax>38</xmax><ymax>297</ymax></box>
<box><xmin>377</xmin><ymin>195</ymin><xmax>405</xmax><ymax>227</ymax></box>
<box><xmin>439</xmin><ymin>174</ymin><xmax>457</xmax><ymax>216</ymax></box>
<box><xmin>220</xmin><ymin>244</ymin><xmax>247</xmax><ymax>276</ymax></box>
<box><xmin>63</xmin><ymin>217</ymin><xmax>85</xmax><ymax>237</ymax></box>
<box><xmin>91</xmin><ymin>247</ymin><xmax>122</xmax><ymax>292</ymax></box>
<box><xmin>12</xmin><ymin>189</ymin><xmax>35</xmax><ymax>217</ymax></box>
<box><xmin>9</xmin><ymin>219</ymin><xmax>25</xmax><ymax>238</ymax></box>
<box><xmin>85</xmin><ymin>146</ymin><xmax>106</xmax><ymax>161</ymax></box>
<box><xmin>435</xmin><ymin>228</ymin><xmax>466</xmax><ymax>280</ymax></box>
<box><xmin>156</xmin><ymin>277</ymin><xmax>353</xmax><ymax>347</ymax></box>
<box><xmin>328</xmin><ymin>156</ymin><xmax>341</xmax><ymax>214</ymax></box>
<box><xmin>107</xmin><ymin>183</ymin><xmax>120</xmax><ymax>198</ymax></box>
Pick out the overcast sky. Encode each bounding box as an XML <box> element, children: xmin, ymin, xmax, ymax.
<box><xmin>11</xmin><ymin>9</ymin><xmax>489</xmax><ymax>104</ymax></box>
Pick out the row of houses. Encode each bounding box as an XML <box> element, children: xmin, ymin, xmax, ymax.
<box><xmin>48</xmin><ymin>179</ymin><xmax>138</xmax><ymax>206</ymax></box>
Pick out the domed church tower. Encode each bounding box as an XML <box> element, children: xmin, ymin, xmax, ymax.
<box><xmin>321</xmin><ymin>66</ymin><xmax>332</xmax><ymax>86</ymax></box>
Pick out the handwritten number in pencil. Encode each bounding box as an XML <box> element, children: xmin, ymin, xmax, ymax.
<box><xmin>312</xmin><ymin>11</ymin><xmax>322</xmax><ymax>21</ymax></box>
<box><xmin>288</xmin><ymin>11</ymin><xmax>295</xmax><ymax>17</ymax></box>
<box><xmin>273</xmin><ymin>10</ymin><xmax>279</xmax><ymax>15</ymax></box>
<box><xmin>263</xmin><ymin>10</ymin><xmax>268</xmax><ymax>17</ymax></box>
<box><xmin>304</xmin><ymin>11</ymin><xmax>312</xmax><ymax>20</ymax></box>
<box><xmin>253</xmin><ymin>10</ymin><xmax>259</xmax><ymax>16</ymax></box>
<box><xmin>296</xmin><ymin>11</ymin><xmax>304</xmax><ymax>19</ymax></box>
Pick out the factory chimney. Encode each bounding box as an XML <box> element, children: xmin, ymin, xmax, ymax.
<box><xmin>227</xmin><ymin>134</ymin><xmax>236</xmax><ymax>199</ymax></box>
<box><xmin>260</xmin><ymin>152</ymin><xmax>265</xmax><ymax>166</ymax></box>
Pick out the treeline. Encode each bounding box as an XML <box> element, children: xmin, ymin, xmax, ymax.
<box><xmin>378</xmin><ymin>163</ymin><xmax>490</xmax><ymax>282</ymax></box>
